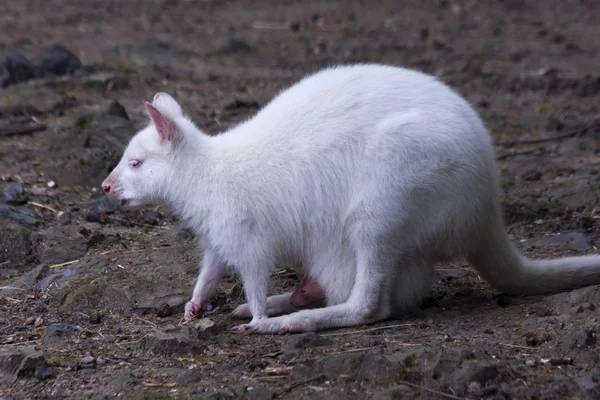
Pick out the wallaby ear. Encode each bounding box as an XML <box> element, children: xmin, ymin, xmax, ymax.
<box><xmin>152</xmin><ymin>92</ymin><xmax>183</xmax><ymax>117</ymax></box>
<box><xmin>145</xmin><ymin>102</ymin><xmax>181</xmax><ymax>144</ymax></box>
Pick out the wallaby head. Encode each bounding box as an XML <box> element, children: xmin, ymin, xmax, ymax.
<box><xmin>101</xmin><ymin>92</ymin><xmax>188</xmax><ymax>209</ymax></box>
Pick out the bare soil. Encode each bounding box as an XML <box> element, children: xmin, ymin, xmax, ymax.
<box><xmin>1</xmin><ymin>1</ymin><xmax>600</xmax><ymax>399</ymax></box>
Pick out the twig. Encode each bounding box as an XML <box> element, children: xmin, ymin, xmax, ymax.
<box><xmin>135</xmin><ymin>317</ymin><xmax>157</xmax><ymax>327</ymax></box>
<box><xmin>0</xmin><ymin>260</ymin><xmax>9</xmax><ymax>267</ymax></box>
<box><xmin>0</xmin><ymin>123</ymin><xmax>47</xmax><ymax>137</ymax></box>
<box><xmin>48</xmin><ymin>259</ymin><xmax>79</xmax><ymax>269</ymax></box>
<box><xmin>0</xmin><ymin>286</ymin><xmax>27</xmax><ymax>292</ymax></box>
<box><xmin>497</xmin><ymin>149</ymin><xmax>537</xmax><ymax>160</ymax></box>
<box><xmin>328</xmin><ymin>346</ymin><xmax>378</xmax><ymax>355</ymax></box>
<box><xmin>323</xmin><ymin>323</ymin><xmax>414</xmax><ymax>337</ymax></box>
<box><xmin>395</xmin><ymin>380</ymin><xmax>467</xmax><ymax>400</ymax></box>
<box><xmin>142</xmin><ymin>381</ymin><xmax>177</xmax><ymax>388</ymax></box>
<box><xmin>28</xmin><ymin>201</ymin><xmax>57</xmax><ymax>213</ymax></box>
<box><xmin>277</xmin><ymin>374</ymin><xmax>325</xmax><ymax>398</ymax></box>
<box><xmin>500</xmin><ymin>343</ymin><xmax>538</xmax><ymax>351</ymax></box>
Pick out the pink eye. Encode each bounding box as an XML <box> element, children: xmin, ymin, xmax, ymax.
<box><xmin>129</xmin><ymin>159</ymin><xmax>142</xmax><ymax>168</ymax></box>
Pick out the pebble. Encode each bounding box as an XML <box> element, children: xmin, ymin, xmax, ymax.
<box><xmin>34</xmin><ymin>365</ymin><xmax>53</xmax><ymax>380</ymax></box>
<box><xmin>40</xmin><ymin>44</ymin><xmax>82</xmax><ymax>76</ymax></box>
<box><xmin>89</xmin><ymin>310</ymin><xmax>102</xmax><ymax>324</ymax></box>
<box><xmin>3</xmin><ymin>182</ymin><xmax>27</xmax><ymax>205</ymax></box>
<box><xmin>78</xmin><ymin>356</ymin><xmax>97</xmax><ymax>369</ymax></box>
<box><xmin>0</xmin><ymin>52</ymin><xmax>36</xmax><ymax>87</ymax></box>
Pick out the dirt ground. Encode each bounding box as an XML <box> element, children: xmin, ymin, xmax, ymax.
<box><xmin>1</xmin><ymin>0</ymin><xmax>600</xmax><ymax>398</ymax></box>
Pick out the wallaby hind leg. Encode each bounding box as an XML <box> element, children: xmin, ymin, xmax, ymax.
<box><xmin>232</xmin><ymin>293</ymin><xmax>297</xmax><ymax>319</ymax></box>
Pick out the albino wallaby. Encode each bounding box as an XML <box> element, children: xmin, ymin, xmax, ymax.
<box><xmin>102</xmin><ymin>64</ymin><xmax>600</xmax><ymax>335</ymax></box>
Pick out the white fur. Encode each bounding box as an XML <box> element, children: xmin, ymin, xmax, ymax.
<box><xmin>103</xmin><ymin>64</ymin><xmax>600</xmax><ymax>334</ymax></box>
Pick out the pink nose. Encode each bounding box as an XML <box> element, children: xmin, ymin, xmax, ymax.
<box><xmin>102</xmin><ymin>180</ymin><xmax>112</xmax><ymax>194</ymax></box>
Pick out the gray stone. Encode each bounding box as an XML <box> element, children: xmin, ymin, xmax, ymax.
<box><xmin>281</xmin><ymin>332</ymin><xmax>333</xmax><ymax>357</ymax></box>
<box><xmin>0</xmin><ymin>86</ymin><xmax>63</xmax><ymax>114</ymax></box>
<box><xmin>0</xmin><ymin>220</ymin><xmax>36</xmax><ymax>265</ymax></box>
<box><xmin>0</xmin><ymin>52</ymin><xmax>36</xmax><ymax>87</ymax></box>
<box><xmin>78</xmin><ymin>356</ymin><xmax>97</xmax><ymax>369</ymax></box>
<box><xmin>44</xmin><ymin>324</ymin><xmax>83</xmax><ymax>345</ymax></box>
<box><xmin>0</xmin><ymin>346</ymin><xmax>49</xmax><ymax>383</ymax></box>
<box><xmin>0</xmin><ymin>265</ymin><xmax>44</xmax><ymax>298</ymax></box>
<box><xmin>0</xmin><ymin>205</ymin><xmax>42</xmax><ymax>227</ymax></box>
<box><xmin>39</xmin><ymin>44</ymin><xmax>81</xmax><ymax>76</ymax></box>
<box><xmin>36</xmin><ymin>225</ymin><xmax>88</xmax><ymax>265</ymax></box>
<box><xmin>3</xmin><ymin>182</ymin><xmax>27</xmax><ymax>205</ymax></box>
<box><xmin>293</xmin><ymin>352</ymin><xmax>404</xmax><ymax>385</ymax></box>
<box><xmin>138</xmin><ymin>329</ymin><xmax>204</xmax><ymax>356</ymax></box>
<box><xmin>559</xmin><ymin>327</ymin><xmax>596</xmax><ymax>353</ymax></box>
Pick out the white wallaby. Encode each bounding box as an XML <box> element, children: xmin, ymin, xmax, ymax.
<box><xmin>102</xmin><ymin>64</ymin><xmax>600</xmax><ymax>334</ymax></box>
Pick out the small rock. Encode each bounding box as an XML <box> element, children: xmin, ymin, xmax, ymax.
<box><xmin>223</xmin><ymin>38</ymin><xmax>254</xmax><ymax>53</ymax></box>
<box><xmin>0</xmin><ymin>52</ymin><xmax>36</xmax><ymax>87</ymax></box>
<box><xmin>89</xmin><ymin>310</ymin><xmax>102</xmax><ymax>324</ymax></box>
<box><xmin>525</xmin><ymin>359</ymin><xmax>536</xmax><ymax>367</ymax></box>
<box><xmin>0</xmin><ymin>346</ymin><xmax>49</xmax><ymax>383</ymax></box>
<box><xmin>78</xmin><ymin>356</ymin><xmax>97</xmax><ymax>369</ymax></box>
<box><xmin>559</xmin><ymin>327</ymin><xmax>596</xmax><ymax>353</ymax></box>
<box><xmin>44</xmin><ymin>324</ymin><xmax>83</xmax><ymax>345</ymax></box>
<box><xmin>156</xmin><ymin>303</ymin><xmax>173</xmax><ymax>318</ymax></box>
<box><xmin>281</xmin><ymin>332</ymin><xmax>333</xmax><ymax>357</ymax></box>
<box><xmin>39</xmin><ymin>44</ymin><xmax>82</xmax><ymax>76</ymax></box>
<box><xmin>47</xmin><ymin>181</ymin><xmax>57</xmax><ymax>188</ymax></box>
<box><xmin>25</xmin><ymin>317</ymin><xmax>36</xmax><ymax>325</ymax></box>
<box><xmin>141</xmin><ymin>210</ymin><xmax>160</xmax><ymax>226</ymax></box>
<box><xmin>3</xmin><ymin>182</ymin><xmax>27</xmax><ymax>205</ymax></box>
<box><xmin>105</xmin><ymin>100</ymin><xmax>129</xmax><ymax>120</ymax></box>
<box><xmin>36</xmin><ymin>225</ymin><xmax>88</xmax><ymax>265</ymax></box>
<box><xmin>576</xmin><ymin>302</ymin><xmax>596</xmax><ymax>313</ymax></box>
<box><xmin>496</xmin><ymin>294</ymin><xmax>512</xmax><ymax>307</ymax></box>
<box><xmin>34</xmin><ymin>365</ymin><xmax>53</xmax><ymax>380</ymax></box>
<box><xmin>0</xmin><ymin>205</ymin><xmax>42</xmax><ymax>227</ymax></box>
<box><xmin>188</xmin><ymin>318</ymin><xmax>219</xmax><ymax>340</ymax></box>
<box><xmin>138</xmin><ymin>329</ymin><xmax>204</xmax><ymax>356</ymax></box>
<box><xmin>0</xmin><ymin>217</ymin><xmax>36</xmax><ymax>265</ymax></box>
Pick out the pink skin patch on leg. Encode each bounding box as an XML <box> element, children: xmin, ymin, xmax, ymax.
<box><xmin>290</xmin><ymin>274</ymin><xmax>326</xmax><ymax>309</ymax></box>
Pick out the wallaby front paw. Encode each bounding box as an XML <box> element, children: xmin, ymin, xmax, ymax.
<box><xmin>184</xmin><ymin>300</ymin><xmax>205</xmax><ymax>320</ymax></box>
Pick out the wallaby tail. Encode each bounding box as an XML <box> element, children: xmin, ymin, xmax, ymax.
<box><xmin>467</xmin><ymin>221</ymin><xmax>600</xmax><ymax>296</ymax></box>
